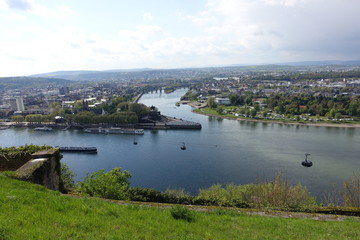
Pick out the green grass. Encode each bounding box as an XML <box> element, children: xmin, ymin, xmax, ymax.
<box><xmin>0</xmin><ymin>175</ymin><xmax>359</xmax><ymax>240</ymax></box>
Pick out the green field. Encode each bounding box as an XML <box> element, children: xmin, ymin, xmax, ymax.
<box><xmin>0</xmin><ymin>174</ymin><xmax>359</xmax><ymax>240</ymax></box>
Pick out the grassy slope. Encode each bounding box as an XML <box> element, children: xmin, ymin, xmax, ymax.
<box><xmin>0</xmin><ymin>175</ymin><xmax>359</xmax><ymax>240</ymax></box>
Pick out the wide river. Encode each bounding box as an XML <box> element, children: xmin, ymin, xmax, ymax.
<box><xmin>1</xmin><ymin>88</ymin><xmax>359</xmax><ymax>200</ymax></box>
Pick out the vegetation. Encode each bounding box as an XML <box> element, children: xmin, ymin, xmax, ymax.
<box><xmin>78</xmin><ymin>168</ymin><xmax>131</xmax><ymax>200</ymax></box>
<box><xmin>0</xmin><ymin>76</ymin><xmax>70</xmax><ymax>90</ymax></box>
<box><xmin>265</xmin><ymin>93</ymin><xmax>360</xmax><ymax>117</ymax></box>
<box><xmin>60</xmin><ymin>163</ymin><xmax>76</xmax><ymax>191</ymax></box>
<box><xmin>0</xmin><ymin>145</ymin><xmax>52</xmax><ymax>157</ymax></box>
<box><xmin>71</xmin><ymin>111</ymin><xmax>138</xmax><ymax>124</ymax></box>
<box><xmin>1</xmin><ymin>174</ymin><xmax>360</xmax><ymax>240</ymax></box>
<box><xmin>197</xmin><ymin>173</ymin><xmax>316</xmax><ymax>211</ymax></box>
<box><xmin>343</xmin><ymin>173</ymin><xmax>360</xmax><ymax>207</ymax></box>
<box><xmin>170</xmin><ymin>206</ymin><xmax>196</xmax><ymax>222</ymax></box>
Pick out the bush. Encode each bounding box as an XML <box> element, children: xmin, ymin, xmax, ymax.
<box><xmin>128</xmin><ymin>187</ymin><xmax>165</xmax><ymax>202</ymax></box>
<box><xmin>197</xmin><ymin>184</ymin><xmax>250</xmax><ymax>208</ymax></box>
<box><xmin>78</xmin><ymin>168</ymin><xmax>131</xmax><ymax>200</ymax></box>
<box><xmin>197</xmin><ymin>173</ymin><xmax>316</xmax><ymax>210</ymax></box>
<box><xmin>170</xmin><ymin>206</ymin><xmax>196</xmax><ymax>222</ymax></box>
<box><xmin>60</xmin><ymin>163</ymin><xmax>76</xmax><ymax>191</ymax></box>
<box><xmin>343</xmin><ymin>173</ymin><xmax>360</xmax><ymax>207</ymax></box>
<box><xmin>244</xmin><ymin>173</ymin><xmax>316</xmax><ymax>210</ymax></box>
<box><xmin>128</xmin><ymin>187</ymin><xmax>194</xmax><ymax>205</ymax></box>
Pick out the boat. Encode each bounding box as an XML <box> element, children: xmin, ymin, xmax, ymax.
<box><xmin>84</xmin><ymin>127</ymin><xmax>144</xmax><ymax>135</ymax></box>
<box><xmin>58</xmin><ymin>146</ymin><xmax>97</xmax><ymax>153</ymax></box>
<box><xmin>34</xmin><ymin>126</ymin><xmax>53</xmax><ymax>131</ymax></box>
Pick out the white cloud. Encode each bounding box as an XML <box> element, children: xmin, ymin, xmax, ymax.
<box><xmin>183</xmin><ymin>0</ymin><xmax>360</xmax><ymax>63</ymax></box>
<box><xmin>1</xmin><ymin>0</ymin><xmax>360</xmax><ymax>76</ymax></box>
<box><xmin>142</xmin><ymin>12</ymin><xmax>153</xmax><ymax>21</ymax></box>
<box><xmin>0</xmin><ymin>0</ymin><xmax>76</xmax><ymax>19</ymax></box>
<box><xmin>261</xmin><ymin>0</ymin><xmax>305</xmax><ymax>7</ymax></box>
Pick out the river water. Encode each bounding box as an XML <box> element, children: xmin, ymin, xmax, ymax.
<box><xmin>1</xmin><ymin>88</ymin><xmax>359</xmax><ymax>199</ymax></box>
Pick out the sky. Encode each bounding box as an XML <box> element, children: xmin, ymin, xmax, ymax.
<box><xmin>1</xmin><ymin>0</ymin><xmax>360</xmax><ymax>77</ymax></box>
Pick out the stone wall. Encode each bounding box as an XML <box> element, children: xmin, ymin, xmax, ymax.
<box><xmin>0</xmin><ymin>154</ymin><xmax>33</xmax><ymax>171</ymax></box>
<box><xmin>15</xmin><ymin>149</ymin><xmax>62</xmax><ymax>191</ymax></box>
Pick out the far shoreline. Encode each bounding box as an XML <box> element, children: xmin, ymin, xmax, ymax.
<box><xmin>192</xmin><ymin>109</ymin><xmax>360</xmax><ymax>128</ymax></box>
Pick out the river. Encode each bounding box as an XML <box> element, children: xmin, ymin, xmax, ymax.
<box><xmin>1</xmin><ymin>88</ymin><xmax>359</xmax><ymax>200</ymax></box>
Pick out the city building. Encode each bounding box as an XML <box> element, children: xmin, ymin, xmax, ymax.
<box><xmin>9</xmin><ymin>97</ymin><xmax>25</xmax><ymax>111</ymax></box>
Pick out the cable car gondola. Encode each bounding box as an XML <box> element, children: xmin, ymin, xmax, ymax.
<box><xmin>180</xmin><ymin>142</ymin><xmax>186</xmax><ymax>150</ymax></box>
<box><xmin>301</xmin><ymin>153</ymin><xmax>313</xmax><ymax>167</ymax></box>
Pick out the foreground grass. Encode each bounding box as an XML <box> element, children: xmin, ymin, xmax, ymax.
<box><xmin>1</xmin><ymin>175</ymin><xmax>359</xmax><ymax>240</ymax></box>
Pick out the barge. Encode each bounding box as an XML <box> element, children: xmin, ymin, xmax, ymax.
<box><xmin>84</xmin><ymin>127</ymin><xmax>144</xmax><ymax>135</ymax></box>
<box><xmin>58</xmin><ymin>146</ymin><xmax>97</xmax><ymax>153</ymax></box>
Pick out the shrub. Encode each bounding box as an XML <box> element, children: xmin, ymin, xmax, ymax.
<box><xmin>343</xmin><ymin>173</ymin><xmax>360</xmax><ymax>207</ymax></box>
<box><xmin>170</xmin><ymin>206</ymin><xmax>196</xmax><ymax>222</ymax></box>
<box><xmin>128</xmin><ymin>187</ymin><xmax>165</xmax><ymax>202</ymax></box>
<box><xmin>244</xmin><ymin>173</ymin><xmax>316</xmax><ymax>210</ymax></box>
<box><xmin>197</xmin><ymin>173</ymin><xmax>315</xmax><ymax>210</ymax></box>
<box><xmin>128</xmin><ymin>187</ymin><xmax>194</xmax><ymax>205</ymax></box>
<box><xmin>163</xmin><ymin>188</ymin><xmax>193</xmax><ymax>204</ymax></box>
<box><xmin>197</xmin><ymin>184</ymin><xmax>250</xmax><ymax>207</ymax></box>
<box><xmin>60</xmin><ymin>163</ymin><xmax>76</xmax><ymax>191</ymax></box>
<box><xmin>78</xmin><ymin>168</ymin><xmax>131</xmax><ymax>200</ymax></box>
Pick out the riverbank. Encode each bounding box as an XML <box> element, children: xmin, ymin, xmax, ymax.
<box><xmin>193</xmin><ymin>108</ymin><xmax>360</xmax><ymax>128</ymax></box>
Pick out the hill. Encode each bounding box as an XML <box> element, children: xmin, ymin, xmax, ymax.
<box><xmin>0</xmin><ymin>76</ymin><xmax>71</xmax><ymax>90</ymax></box>
<box><xmin>0</xmin><ymin>174</ymin><xmax>359</xmax><ymax>240</ymax></box>
<box><xmin>30</xmin><ymin>60</ymin><xmax>360</xmax><ymax>82</ymax></box>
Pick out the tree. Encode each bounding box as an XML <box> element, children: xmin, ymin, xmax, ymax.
<box><xmin>207</xmin><ymin>97</ymin><xmax>216</xmax><ymax>109</ymax></box>
<box><xmin>12</xmin><ymin>115</ymin><xmax>24</xmax><ymax>123</ymax></box>
<box><xmin>25</xmin><ymin>114</ymin><xmax>42</xmax><ymax>123</ymax></box>
<box><xmin>254</xmin><ymin>103</ymin><xmax>260</xmax><ymax>111</ymax></box>
<box><xmin>73</xmin><ymin>111</ymin><xmax>96</xmax><ymax>124</ymax></box>
<box><xmin>335</xmin><ymin>112</ymin><xmax>342</xmax><ymax>120</ymax></box>
<box><xmin>262</xmin><ymin>111</ymin><xmax>268</xmax><ymax>118</ymax></box>
<box><xmin>129</xmin><ymin>103</ymin><xmax>149</xmax><ymax>117</ymax></box>
<box><xmin>245</xmin><ymin>95</ymin><xmax>253</xmax><ymax>106</ymax></box>
<box><xmin>250</xmin><ymin>109</ymin><xmax>257</xmax><ymax>118</ymax></box>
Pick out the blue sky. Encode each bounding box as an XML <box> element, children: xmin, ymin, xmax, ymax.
<box><xmin>1</xmin><ymin>0</ymin><xmax>360</xmax><ymax>76</ymax></box>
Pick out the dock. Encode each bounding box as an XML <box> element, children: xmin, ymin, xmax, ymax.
<box><xmin>57</xmin><ymin>147</ymin><xmax>97</xmax><ymax>154</ymax></box>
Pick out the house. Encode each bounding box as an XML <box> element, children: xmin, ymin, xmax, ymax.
<box><xmin>215</xmin><ymin>98</ymin><xmax>230</xmax><ymax>105</ymax></box>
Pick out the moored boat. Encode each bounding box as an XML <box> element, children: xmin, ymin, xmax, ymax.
<box><xmin>84</xmin><ymin>127</ymin><xmax>144</xmax><ymax>135</ymax></box>
<box><xmin>58</xmin><ymin>146</ymin><xmax>97</xmax><ymax>153</ymax></box>
<box><xmin>34</xmin><ymin>126</ymin><xmax>53</xmax><ymax>131</ymax></box>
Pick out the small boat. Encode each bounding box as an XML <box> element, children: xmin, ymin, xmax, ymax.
<box><xmin>34</xmin><ymin>126</ymin><xmax>53</xmax><ymax>131</ymax></box>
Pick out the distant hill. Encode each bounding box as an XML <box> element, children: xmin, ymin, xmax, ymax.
<box><xmin>0</xmin><ymin>76</ymin><xmax>71</xmax><ymax>90</ymax></box>
<box><xmin>29</xmin><ymin>60</ymin><xmax>360</xmax><ymax>82</ymax></box>
<box><xmin>278</xmin><ymin>60</ymin><xmax>360</xmax><ymax>66</ymax></box>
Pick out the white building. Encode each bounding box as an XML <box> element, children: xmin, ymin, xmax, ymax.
<box><xmin>9</xmin><ymin>97</ymin><xmax>24</xmax><ymax>111</ymax></box>
<box><xmin>215</xmin><ymin>97</ymin><xmax>231</xmax><ymax>105</ymax></box>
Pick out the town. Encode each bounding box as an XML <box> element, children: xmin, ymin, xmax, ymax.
<box><xmin>0</xmin><ymin>64</ymin><xmax>359</xmax><ymax>126</ymax></box>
